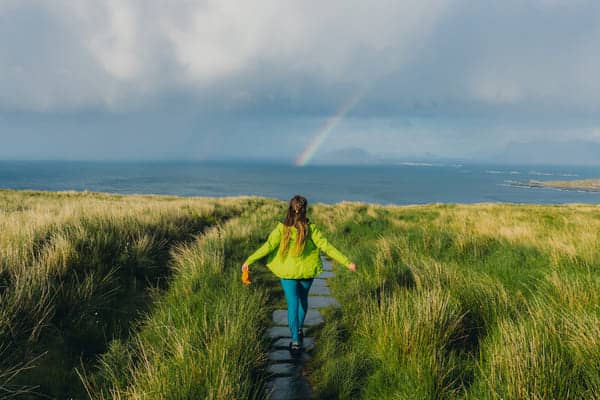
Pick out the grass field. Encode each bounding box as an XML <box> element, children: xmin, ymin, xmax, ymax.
<box><xmin>0</xmin><ymin>189</ymin><xmax>281</xmax><ymax>398</ymax></box>
<box><xmin>309</xmin><ymin>202</ymin><xmax>600</xmax><ymax>399</ymax></box>
<box><xmin>1</xmin><ymin>189</ymin><xmax>599</xmax><ymax>399</ymax></box>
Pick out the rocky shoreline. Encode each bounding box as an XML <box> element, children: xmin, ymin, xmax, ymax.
<box><xmin>510</xmin><ymin>178</ymin><xmax>600</xmax><ymax>192</ymax></box>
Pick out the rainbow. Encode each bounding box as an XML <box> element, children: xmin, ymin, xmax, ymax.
<box><xmin>295</xmin><ymin>91</ymin><xmax>363</xmax><ymax>166</ymax></box>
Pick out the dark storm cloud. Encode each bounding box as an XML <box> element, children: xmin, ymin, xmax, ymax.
<box><xmin>1</xmin><ymin>0</ymin><xmax>600</xmax><ymax>161</ymax></box>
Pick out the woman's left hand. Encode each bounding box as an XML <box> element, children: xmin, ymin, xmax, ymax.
<box><xmin>241</xmin><ymin>263</ymin><xmax>249</xmax><ymax>272</ymax></box>
<box><xmin>348</xmin><ymin>263</ymin><xmax>357</xmax><ymax>272</ymax></box>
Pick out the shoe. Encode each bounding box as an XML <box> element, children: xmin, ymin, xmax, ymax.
<box><xmin>289</xmin><ymin>341</ymin><xmax>302</xmax><ymax>356</ymax></box>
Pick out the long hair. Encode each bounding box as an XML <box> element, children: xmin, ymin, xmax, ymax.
<box><xmin>279</xmin><ymin>195</ymin><xmax>309</xmax><ymax>257</ymax></box>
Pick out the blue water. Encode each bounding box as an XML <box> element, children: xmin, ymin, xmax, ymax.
<box><xmin>1</xmin><ymin>160</ymin><xmax>599</xmax><ymax>205</ymax></box>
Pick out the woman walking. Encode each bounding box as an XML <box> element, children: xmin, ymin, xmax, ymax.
<box><xmin>242</xmin><ymin>195</ymin><xmax>356</xmax><ymax>355</ymax></box>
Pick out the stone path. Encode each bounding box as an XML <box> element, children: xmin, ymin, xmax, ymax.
<box><xmin>264</xmin><ymin>256</ymin><xmax>339</xmax><ymax>400</ymax></box>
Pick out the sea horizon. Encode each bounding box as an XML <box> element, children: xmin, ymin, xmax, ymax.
<box><xmin>2</xmin><ymin>159</ymin><xmax>599</xmax><ymax>206</ymax></box>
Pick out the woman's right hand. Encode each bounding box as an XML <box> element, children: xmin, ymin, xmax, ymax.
<box><xmin>241</xmin><ymin>263</ymin><xmax>249</xmax><ymax>272</ymax></box>
<box><xmin>348</xmin><ymin>263</ymin><xmax>356</xmax><ymax>272</ymax></box>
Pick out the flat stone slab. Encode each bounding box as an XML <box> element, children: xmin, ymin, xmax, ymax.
<box><xmin>265</xmin><ymin>376</ymin><xmax>312</xmax><ymax>400</ymax></box>
<box><xmin>311</xmin><ymin>278</ymin><xmax>328</xmax><ymax>288</ymax></box>
<box><xmin>273</xmin><ymin>309</ymin><xmax>324</xmax><ymax>327</ymax></box>
<box><xmin>268</xmin><ymin>349</ymin><xmax>311</xmax><ymax>363</ymax></box>
<box><xmin>309</xmin><ymin>296</ymin><xmax>340</xmax><ymax>309</ymax></box>
<box><xmin>321</xmin><ymin>257</ymin><xmax>333</xmax><ymax>271</ymax></box>
<box><xmin>273</xmin><ymin>337</ymin><xmax>315</xmax><ymax>352</ymax></box>
<box><xmin>308</xmin><ymin>285</ymin><xmax>331</xmax><ymax>296</ymax></box>
<box><xmin>318</xmin><ymin>271</ymin><xmax>335</xmax><ymax>278</ymax></box>
<box><xmin>267</xmin><ymin>362</ymin><xmax>302</xmax><ymax>377</ymax></box>
<box><xmin>266</xmin><ymin>326</ymin><xmax>292</xmax><ymax>340</ymax></box>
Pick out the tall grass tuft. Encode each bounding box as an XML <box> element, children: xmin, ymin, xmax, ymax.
<box><xmin>79</xmin><ymin>201</ymin><xmax>285</xmax><ymax>399</ymax></box>
<box><xmin>0</xmin><ymin>190</ymin><xmax>263</xmax><ymax>398</ymax></box>
<box><xmin>310</xmin><ymin>201</ymin><xmax>600</xmax><ymax>399</ymax></box>
<box><xmin>472</xmin><ymin>304</ymin><xmax>600</xmax><ymax>399</ymax></box>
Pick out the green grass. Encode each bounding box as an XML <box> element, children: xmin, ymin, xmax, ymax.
<box><xmin>2</xmin><ymin>191</ymin><xmax>599</xmax><ymax>399</ymax></box>
<box><xmin>79</xmin><ymin>199</ymin><xmax>288</xmax><ymax>399</ymax></box>
<box><xmin>309</xmin><ymin>202</ymin><xmax>600</xmax><ymax>399</ymax></box>
<box><xmin>0</xmin><ymin>190</ymin><xmax>276</xmax><ymax>398</ymax></box>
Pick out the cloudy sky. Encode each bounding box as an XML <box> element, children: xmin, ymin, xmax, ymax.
<box><xmin>1</xmin><ymin>0</ymin><xmax>600</xmax><ymax>162</ymax></box>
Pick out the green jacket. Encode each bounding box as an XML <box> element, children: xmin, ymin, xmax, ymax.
<box><xmin>244</xmin><ymin>222</ymin><xmax>351</xmax><ymax>279</ymax></box>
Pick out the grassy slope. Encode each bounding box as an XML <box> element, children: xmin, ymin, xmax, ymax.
<box><xmin>80</xmin><ymin>198</ymin><xmax>287</xmax><ymax>399</ymax></box>
<box><xmin>0</xmin><ymin>190</ymin><xmax>273</xmax><ymax>398</ymax></box>
<box><xmin>2</xmin><ymin>190</ymin><xmax>599</xmax><ymax>399</ymax></box>
<box><xmin>309</xmin><ymin>202</ymin><xmax>600</xmax><ymax>399</ymax></box>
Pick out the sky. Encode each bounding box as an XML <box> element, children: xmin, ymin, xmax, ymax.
<box><xmin>1</xmin><ymin>0</ymin><xmax>600</xmax><ymax>163</ymax></box>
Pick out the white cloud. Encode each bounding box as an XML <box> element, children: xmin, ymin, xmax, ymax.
<box><xmin>84</xmin><ymin>1</ymin><xmax>141</xmax><ymax>81</ymax></box>
<box><xmin>0</xmin><ymin>0</ymin><xmax>599</xmax><ymax>116</ymax></box>
<box><xmin>0</xmin><ymin>0</ymin><xmax>452</xmax><ymax>111</ymax></box>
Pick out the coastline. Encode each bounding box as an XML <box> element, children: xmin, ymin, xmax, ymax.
<box><xmin>510</xmin><ymin>178</ymin><xmax>600</xmax><ymax>193</ymax></box>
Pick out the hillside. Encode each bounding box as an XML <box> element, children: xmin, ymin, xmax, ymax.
<box><xmin>1</xmin><ymin>189</ymin><xmax>599</xmax><ymax>399</ymax></box>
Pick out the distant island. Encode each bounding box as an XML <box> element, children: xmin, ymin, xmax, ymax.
<box><xmin>512</xmin><ymin>178</ymin><xmax>600</xmax><ymax>192</ymax></box>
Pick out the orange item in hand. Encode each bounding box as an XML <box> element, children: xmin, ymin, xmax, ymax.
<box><xmin>242</xmin><ymin>269</ymin><xmax>251</xmax><ymax>285</ymax></box>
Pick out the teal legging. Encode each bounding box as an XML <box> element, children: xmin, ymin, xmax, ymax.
<box><xmin>280</xmin><ymin>278</ymin><xmax>314</xmax><ymax>342</ymax></box>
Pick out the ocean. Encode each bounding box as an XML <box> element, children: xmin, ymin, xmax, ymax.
<box><xmin>1</xmin><ymin>160</ymin><xmax>599</xmax><ymax>205</ymax></box>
